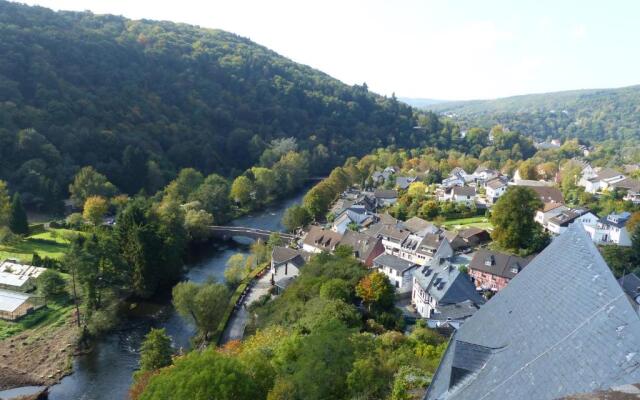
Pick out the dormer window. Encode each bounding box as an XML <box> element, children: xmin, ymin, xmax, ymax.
<box><xmin>511</xmin><ymin>267</ymin><xmax>519</xmax><ymax>274</ymax></box>
<box><xmin>485</xmin><ymin>255</ymin><xmax>495</xmax><ymax>266</ymax></box>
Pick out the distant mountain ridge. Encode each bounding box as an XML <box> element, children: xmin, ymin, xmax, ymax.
<box><xmin>0</xmin><ymin>1</ymin><xmax>425</xmax><ymax>209</ymax></box>
<box><xmin>423</xmin><ymin>85</ymin><xmax>640</xmax><ymax>142</ymax></box>
<box><xmin>399</xmin><ymin>97</ymin><xmax>449</xmax><ymax>108</ymax></box>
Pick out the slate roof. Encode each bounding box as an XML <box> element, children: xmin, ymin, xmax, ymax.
<box><xmin>618</xmin><ymin>273</ymin><xmax>640</xmax><ymax>301</ymax></box>
<box><xmin>593</xmin><ymin>167</ymin><xmax>625</xmax><ymax>181</ymax></box>
<box><xmin>458</xmin><ymin>228</ymin><xmax>490</xmax><ymax>245</ymax></box>
<box><xmin>424</xmin><ymin>223</ymin><xmax>640</xmax><ymax>400</ymax></box>
<box><xmin>520</xmin><ymin>185</ymin><xmax>564</xmax><ymax>204</ymax></box>
<box><xmin>396</xmin><ymin>176</ymin><xmax>417</xmax><ymax>190</ymax></box>
<box><xmin>548</xmin><ymin>208</ymin><xmax>590</xmax><ymax>227</ymax></box>
<box><xmin>374</xmin><ymin>189</ymin><xmax>398</xmax><ymax>199</ymax></box>
<box><xmin>429</xmin><ymin>300</ymin><xmax>481</xmax><ymax>321</ymax></box>
<box><xmin>610</xmin><ymin>177</ymin><xmax>640</xmax><ymax>192</ymax></box>
<box><xmin>403</xmin><ymin>216</ymin><xmax>438</xmax><ymax>235</ymax></box>
<box><xmin>468</xmin><ymin>250</ymin><xmax>531</xmax><ymax>280</ymax></box>
<box><xmin>377</xmin><ymin>225</ymin><xmax>411</xmax><ymax>243</ymax></box>
<box><xmin>600</xmin><ymin>212</ymin><xmax>631</xmax><ymax>228</ymax></box>
<box><xmin>413</xmin><ymin>261</ymin><xmax>485</xmax><ymax>306</ymax></box>
<box><xmin>451</xmin><ymin>186</ymin><xmax>476</xmax><ymax>197</ymax></box>
<box><xmin>302</xmin><ymin>226</ymin><xmax>343</xmax><ymax>251</ymax></box>
<box><xmin>486</xmin><ymin>177</ymin><xmax>507</xmax><ymax>190</ymax></box>
<box><xmin>373</xmin><ymin>253</ymin><xmax>417</xmax><ymax>273</ymax></box>
<box><xmin>271</xmin><ymin>246</ymin><xmax>308</xmax><ymax>267</ymax></box>
<box><xmin>340</xmin><ymin>230</ymin><xmax>382</xmax><ymax>262</ymax></box>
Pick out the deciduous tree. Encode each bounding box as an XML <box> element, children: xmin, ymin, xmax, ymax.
<box><xmin>83</xmin><ymin>196</ymin><xmax>109</xmax><ymax>226</ymax></box>
<box><xmin>8</xmin><ymin>193</ymin><xmax>29</xmax><ymax>235</ymax></box>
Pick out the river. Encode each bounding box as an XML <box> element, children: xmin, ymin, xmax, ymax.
<box><xmin>46</xmin><ymin>191</ymin><xmax>306</xmax><ymax>400</ymax></box>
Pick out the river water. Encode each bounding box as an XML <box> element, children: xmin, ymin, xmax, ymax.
<box><xmin>46</xmin><ymin>191</ymin><xmax>306</xmax><ymax>400</ymax></box>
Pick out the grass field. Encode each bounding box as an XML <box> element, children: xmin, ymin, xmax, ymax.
<box><xmin>0</xmin><ymin>300</ymin><xmax>75</xmax><ymax>340</ymax></box>
<box><xmin>441</xmin><ymin>216</ymin><xmax>493</xmax><ymax>231</ymax></box>
<box><xmin>0</xmin><ymin>228</ymin><xmax>79</xmax><ymax>263</ymax></box>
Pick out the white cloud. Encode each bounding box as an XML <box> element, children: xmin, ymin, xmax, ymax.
<box><xmin>570</xmin><ymin>24</ymin><xmax>587</xmax><ymax>39</ymax></box>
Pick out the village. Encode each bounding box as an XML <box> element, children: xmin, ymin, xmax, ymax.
<box><xmin>267</xmin><ymin>158</ymin><xmax>640</xmax><ymax>332</ymax></box>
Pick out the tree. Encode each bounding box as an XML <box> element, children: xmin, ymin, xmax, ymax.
<box><xmin>627</xmin><ymin>212</ymin><xmax>640</xmax><ymax>234</ymax></box>
<box><xmin>490</xmin><ymin>186</ymin><xmax>546</xmax><ymax>253</ymax></box>
<box><xmin>0</xmin><ymin>180</ymin><xmax>11</xmax><ymax>225</ymax></box>
<box><xmin>172</xmin><ymin>281</ymin><xmax>229</xmax><ymax>342</ymax></box>
<box><xmin>230</xmin><ymin>175</ymin><xmax>254</xmax><ymax>207</ymax></box>
<box><xmin>281</xmin><ymin>205</ymin><xmax>311</xmax><ymax>232</ymax></box>
<box><xmin>355</xmin><ymin>271</ymin><xmax>395</xmax><ymax>311</ymax></box>
<box><xmin>9</xmin><ymin>193</ymin><xmax>29</xmax><ymax>235</ymax></box>
<box><xmin>189</xmin><ymin>174</ymin><xmax>230</xmax><ymax>224</ymax></box>
<box><xmin>517</xmin><ymin>159</ymin><xmax>537</xmax><ymax>180</ymax></box>
<box><xmin>184</xmin><ymin>209</ymin><xmax>213</xmax><ymax>241</ymax></box>
<box><xmin>38</xmin><ymin>269</ymin><xmax>67</xmax><ymax>299</ymax></box>
<box><xmin>69</xmin><ymin>166</ymin><xmax>117</xmax><ymax>207</ymax></box>
<box><xmin>83</xmin><ymin>196</ymin><xmax>109</xmax><ymax>226</ymax></box>
<box><xmin>407</xmin><ymin>182</ymin><xmax>427</xmax><ymax>199</ymax></box>
<box><xmin>138</xmin><ymin>348</ymin><xmax>260</xmax><ymax>400</ymax></box>
<box><xmin>139</xmin><ymin>328</ymin><xmax>173</xmax><ymax>373</ymax></box>
<box><xmin>224</xmin><ymin>254</ymin><xmax>249</xmax><ymax>289</ymax></box>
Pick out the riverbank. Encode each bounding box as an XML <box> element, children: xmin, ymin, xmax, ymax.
<box><xmin>0</xmin><ymin>312</ymin><xmax>78</xmax><ymax>391</ymax></box>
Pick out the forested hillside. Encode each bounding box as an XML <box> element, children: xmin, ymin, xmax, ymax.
<box><xmin>0</xmin><ymin>1</ymin><xmax>420</xmax><ymax>210</ymax></box>
<box><xmin>427</xmin><ymin>85</ymin><xmax>640</xmax><ymax>142</ymax></box>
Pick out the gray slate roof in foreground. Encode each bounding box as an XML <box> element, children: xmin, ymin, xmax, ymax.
<box><xmin>425</xmin><ymin>223</ymin><xmax>640</xmax><ymax>400</ymax></box>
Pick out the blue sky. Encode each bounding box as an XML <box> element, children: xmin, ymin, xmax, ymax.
<box><xmin>19</xmin><ymin>0</ymin><xmax>640</xmax><ymax>100</ymax></box>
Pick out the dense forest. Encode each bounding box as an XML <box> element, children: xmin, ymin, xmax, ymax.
<box><xmin>424</xmin><ymin>85</ymin><xmax>640</xmax><ymax>142</ymax></box>
<box><xmin>0</xmin><ymin>1</ymin><xmax>422</xmax><ymax>210</ymax></box>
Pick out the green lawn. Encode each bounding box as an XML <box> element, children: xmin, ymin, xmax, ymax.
<box><xmin>0</xmin><ymin>228</ymin><xmax>79</xmax><ymax>263</ymax></box>
<box><xmin>441</xmin><ymin>216</ymin><xmax>493</xmax><ymax>231</ymax></box>
<box><xmin>0</xmin><ymin>301</ymin><xmax>74</xmax><ymax>340</ymax></box>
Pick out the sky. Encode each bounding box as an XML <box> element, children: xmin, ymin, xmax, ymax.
<box><xmin>17</xmin><ymin>0</ymin><xmax>640</xmax><ymax>100</ymax></box>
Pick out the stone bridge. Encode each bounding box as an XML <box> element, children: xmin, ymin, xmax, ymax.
<box><xmin>208</xmin><ymin>226</ymin><xmax>296</xmax><ymax>242</ymax></box>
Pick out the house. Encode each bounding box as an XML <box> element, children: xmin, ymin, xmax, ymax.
<box><xmin>442</xmin><ymin>231</ymin><xmax>468</xmax><ymax>252</ymax></box>
<box><xmin>609</xmin><ymin>177</ymin><xmax>640</xmax><ymax>204</ymax></box>
<box><xmin>443</xmin><ymin>186</ymin><xmax>476</xmax><ymax>205</ymax></box>
<box><xmin>473</xmin><ymin>166</ymin><xmax>500</xmax><ymax>183</ymax></box>
<box><xmin>270</xmin><ymin>247</ymin><xmax>309</xmax><ymax>293</ymax></box>
<box><xmin>546</xmin><ymin>208</ymin><xmax>598</xmax><ymax>235</ymax></box>
<box><xmin>578</xmin><ymin>167</ymin><xmax>626</xmax><ymax>194</ymax></box>
<box><xmin>584</xmin><ymin>211</ymin><xmax>633</xmax><ymax>246</ymax></box>
<box><xmin>373</xmin><ymin>189</ymin><xmax>398</xmax><ymax>207</ymax></box>
<box><xmin>517</xmin><ymin>184</ymin><xmax>564</xmax><ymax>204</ymax></box>
<box><xmin>442</xmin><ymin>168</ymin><xmax>471</xmax><ymax>188</ymax></box>
<box><xmin>340</xmin><ymin>230</ymin><xmax>384</xmax><ymax>267</ymax></box>
<box><xmin>331</xmin><ymin>205</ymin><xmax>375</xmax><ymax>234</ymax></box>
<box><xmin>535</xmin><ymin>202</ymin><xmax>569</xmax><ymax>228</ymax></box>
<box><xmin>373</xmin><ymin>253</ymin><xmax>417</xmax><ymax>293</ymax></box>
<box><xmin>0</xmin><ymin>260</ymin><xmax>46</xmax><ymax>292</ymax></box>
<box><xmin>457</xmin><ymin>228</ymin><xmax>490</xmax><ymax>247</ymax></box>
<box><xmin>0</xmin><ymin>289</ymin><xmax>43</xmax><ymax>321</ymax></box>
<box><xmin>411</xmin><ymin>259</ymin><xmax>485</xmax><ymax>321</ymax></box>
<box><xmin>371</xmin><ymin>167</ymin><xmax>396</xmax><ymax>184</ymax></box>
<box><xmin>302</xmin><ymin>226</ymin><xmax>343</xmax><ymax>253</ymax></box>
<box><xmin>414</xmin><ymin>233</ymin><xmax>454</xmax><ymax>264</ymax></box>
<box><xmin>376</xmin><ymin>224</ymin><xmax>411</xmax><ymax>256</ymax></box>
<box><xmin>395</xmin><ymin>176</ymin><xmax>417</xmax><ymax>190</ymax></box>
<box><xmin>618</xmin><ymin>273</ymin><xmax>640</xmax><ymax>312</ymax></box>
<box><xmin>467</xmin><ymin>250</ymin><xmax>531</xmax><ymax>292</ymax></box>
<box><xmin>484</xmin><ymin>177</ymin><xmax>508</xmax><ymax>204</ymax></box>
<box><xmin>424</xmin><ymin>223</ymin><xmax>640</xmax><ymax>400</ymax></box>
<box><xmin>426</xmin><ymin>300</ymin><xmax>481</xmax><ymax>330</ymax></box>
<box><xmin>402</xmin><ymin>216</ymin><xmax>439</xmax><ymax>235</ymax></box>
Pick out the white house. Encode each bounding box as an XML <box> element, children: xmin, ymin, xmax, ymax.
<box><xmin>534</xmin><ymin>203</ymin><xmax>569</xmax><ymax>229</ymax></box>
<box><xmin>443</xmin><ymin>186</ymin><xmax>476</xmax><ymax>205</ymax></box>
<box><xmin>331</xmin><ymin>205</ymin><xmax>375</xmax><ymax>234</ymax></box>
<box><xmin>473</xmin><ymin>166</ymin><xmax>500</xmax><ymax>183</ymax></box>
<box><xmin>584</xmin><ymin>212</ymin><xmax>633</xmax><ymax>246</ymax></box>
<box><xmin>411</xmin><ymin>258</ymin><xmax>485</xmax><ymax>320</ymax></box>
<box><xmin>270</xmin><ymin>247</ymin><xmax>308</xmax><ymax>292</ymax></box>
<box><xmin>485</xmin><ymin>177</ymin><xmax>508</xmax><ymax>204</ymax></box>
<box><xmin>373</xmin><ymin>253</ymin><xmax>417</xmax><ymax>293</ymax></box>
<box><xmin>578</xmin><ymin>167</ymin><xmax>626</xmax><ymax>194</ymax></box>
<box><xmin>546</xmin><ymin>209</ymin><xmax>598</xmax><ymax>235</ymax></box>
<box><xmin>373</xmin><ymin>189</ymin><xmax>398</xmax><ymax>207</ymax></box>
<box><xmin>609</xmin><ymin>178</ymin><xmax>640</xmax><ymax>204</ymax></box>
<box><xmin>302</xmin><ymin>226</ymin><xmax>343</xmax><ymax>253</ymax></box>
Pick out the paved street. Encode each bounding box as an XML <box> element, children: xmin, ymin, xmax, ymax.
<box><xmin>220</xmin><ymin>272</ymin><xmax>272</xmax><ymax>344</ymax></box>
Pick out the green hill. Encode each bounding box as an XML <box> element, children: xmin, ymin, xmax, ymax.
<box><xmin>0</xmin><ymin>1</ymin><xmax>422</xmax><ymax>210</ymax></box>
<box><xmin>427</xmin><ymin>85</ymin><xmax>640</xmax><ymax>142</ymax></box>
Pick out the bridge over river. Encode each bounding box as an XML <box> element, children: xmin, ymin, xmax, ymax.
<box><xmin>208</xmin><ymin>225</ymin><xmax>297</xmax><ymax>241</ymax></box>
